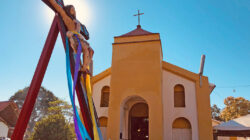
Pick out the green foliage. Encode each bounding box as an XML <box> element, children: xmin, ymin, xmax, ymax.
<box><xmin>9</xmin><ymin>87</ymin><xmax>58</xmax><ymax>132</ymax></box>
<box><xmin>220</xmin><ymin>96</ymin><xmax>250</xmax><ymax>121</ymax></box>
<box><xmin>30</xmin><ymin>99</ymin><xmax>75</xmax><ymax>140</ymax></box>
<box><xmin>30</xmin><ymin>114</ymin><xmax>75</xmax><ymax>140</ymax></box>
<box><xmin>48</xmin><ymin>100</ymin><xmax>73</xmax><ymax>122</ymax></box>
<box><xmin>211</xmin><ymin>104</ymin><xmax>223</xmax><ymax>121</ymax></box>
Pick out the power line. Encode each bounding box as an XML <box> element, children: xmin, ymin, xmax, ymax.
<box><xmin>216</xmin><ymin>85</ymin><xmax>250</xmax><ymax>89</ymax></box>
<box><xmin>212</xmin><ymin>91</ymin><xmax>223</xmax><ymax>99</ymax></box>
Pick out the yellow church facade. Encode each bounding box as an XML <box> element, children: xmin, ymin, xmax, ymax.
<box><xmin>91</xmin><ymin>25</ymin><xmax>215</xmax><ymax>140</ymax></box>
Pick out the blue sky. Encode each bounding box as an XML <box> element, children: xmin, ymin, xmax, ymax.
<box><xmin>0</xmin><ymin>0</ymin><xmax>249</xmax><ymax>109</ymax></box>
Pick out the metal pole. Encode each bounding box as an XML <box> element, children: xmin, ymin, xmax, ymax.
<box><xmin>199</xmin><ymin>55</ymin><xmax>205</xmax><ymax>87</ymax></box>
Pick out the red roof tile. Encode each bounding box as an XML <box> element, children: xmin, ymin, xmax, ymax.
<box><xmin>0</xmin><ymin>101</ymin><xmax>12</xmax><ymax>112</ymax></box>
<box><xmin>118</xmin><ymin>25</ymin><xmax>153</xmax><ymax>37</ymax></box>
<box><xmin>0</xmin><ymin>101</ymin><xmax>19</xmax><ymax>127</ymax></box>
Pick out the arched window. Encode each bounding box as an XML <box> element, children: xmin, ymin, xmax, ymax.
<box><xmin>172</xmin><ymin>117</ymin><xmax>192</xmax><ymax>140</ymax></box>
<box><xmin>99</xmin><ymin>117</ymin><xmax>108</xmax><ymax>139</ymax></box>
<box><xmin>172</xmin><ymin>117</ymin><xmax>191</xmax><ymax>129</ymax></box>
<box><xmin>174</xmin><ymin>84</ymin><xmax>185</xmax><ymax>107</ymax></box>
<box><xmin>99</xmin><ymin>117</ymin><xmax>108</xmax><ymax>127</ymax></box>
<box><xmin>100</xmin><ymin>86</ymin><xmax>110</xmax><ymax>107</ymax></box>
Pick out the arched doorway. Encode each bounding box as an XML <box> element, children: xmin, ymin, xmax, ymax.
<box><xmin>129</xmin><ymin>103</ymin><xmax>149</xmax><ymax>140</ymax></box>
<box><xmin>172</xmin><ymin>117</ymin><xmax>192</xmax><ymax>140</ymax></box>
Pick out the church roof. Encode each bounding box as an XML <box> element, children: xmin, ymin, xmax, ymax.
<box><xmin>92</xmin><ymin>68</ymin><xmax>111</xmax><ymax>84</ymax></box>
<box><xmin>117</xmin><ymin>25</ymin><xmax>153</xmax><ymax>37</ymax></box>
<box><xmin>92</xmin><ymin>61</ymin><xmax>199</xmax><ymax>84</ymax></box>
<box><xmin>91</xmin><ymin>61</ymin><xmax>215</xmax><ymax>95</ymax></box>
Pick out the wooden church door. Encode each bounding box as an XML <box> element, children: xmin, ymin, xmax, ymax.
<box><xmin>129</xmin><ymin>103</ymin><xmax>149</xmax><ymax>140</ymax></box>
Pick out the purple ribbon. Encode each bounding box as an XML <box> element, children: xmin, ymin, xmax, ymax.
<box><xmin>72</xmin><ymin>35</ymin><xmax>83</xmax><ymax>140</ymax></box>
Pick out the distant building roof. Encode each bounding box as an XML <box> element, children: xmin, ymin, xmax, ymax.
<box><xmin>0</xmin><ymin>101</ymin><xmax>19</xmax><ymax>127</ymax></box>
<box><xmin>214</xmin><ymin>114</ymin><xmax>250</xmax><ymax>131</ymax></box>
<box><xmin>212</xmin><ymin>119</ymin><xmax>221</xmax><ymax>127</ymax></box>
<box><xmin>0</xmin><ymin>101</ymin><xmax>11</xmax><ymax>111</ymax></box>
<box><xmin>117</xmin><ymin>25</ymin><xmax>153</xmax><ymax>37</ymax></box>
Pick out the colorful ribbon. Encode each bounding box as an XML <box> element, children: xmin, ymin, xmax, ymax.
<box><xmin>85</xmin><ymin>69</ymin><xmax>102</xmax><ymax>140</ymax></box>
<box><xmin>74</xmin><ymin>36</ymin><xmax>103</xmax><ymax>140</ymax></box>
<box><xmin>66</xmin><ymin>33</ymin><xmax>103</xmax><ymax>140</ymax></box>
<box><xmin>66</xmin><ymin>36</ymin><xmax>91</xmax><ymax>140</ymax></box>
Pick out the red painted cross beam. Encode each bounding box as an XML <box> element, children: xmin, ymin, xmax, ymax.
<box><xmin>42</xmin><ymin>0</ymin><xmax>90</xmax><ymax>40</ymax></box>
<box><xmin>43</xmin><ymin>0</ymin><xmax>64</xmax><ymax>10</ymax></box>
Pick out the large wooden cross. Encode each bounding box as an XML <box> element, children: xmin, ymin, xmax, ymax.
<box><xmin>11</xmin><ymin>0</ymin><xmax>94</xmax><ymax>139</ymax></box>
<box><xmin>43</xmin><ymin>0</ymin><xmax>90</xmax><ymax>39</ymax></box>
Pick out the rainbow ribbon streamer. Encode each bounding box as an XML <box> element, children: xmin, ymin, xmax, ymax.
<box><xmin>74</xmin><ymin>35</ymin><xmax>103</xmax><ymax>140</ymax></box>
<box><xmin>66</xmin><ymin>36</ymin><xmax>91</xmax><ymax>140</ymax></box>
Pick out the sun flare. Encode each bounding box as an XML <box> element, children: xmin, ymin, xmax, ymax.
<box><xmin>43</xmin><ymin>0</ymin><xmax>93</xmax><ymax>27</ymax></box>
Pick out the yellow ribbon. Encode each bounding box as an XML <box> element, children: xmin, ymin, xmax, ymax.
<box><xmin>71</xmin><ymin>32</ymin><xmax>100</xmax><ymax>139</ymax></box>
<box><xmin>80</xmin><ymin>67</ymin><xmax>100</xmax><ymax>140</ymax></box>
<box><xmin>72</xmin><ymin>31</ymin><xmax>80</xmax><ymax>36</ymax></box>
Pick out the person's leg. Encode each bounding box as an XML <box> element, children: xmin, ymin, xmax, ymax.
<box><xmin>80</xmin><ymin>40</ymin><xmax>90</xmax><ymax>72</ymax></box>
<box><xmin>66</xmin><ymin>31</ymin><xmax>77</xmax><ymax>53</ymax></box>
<box><xmin>69</xmin><ymin>37</ymin><xmax>77</xmax><ymax>53</ymax></box>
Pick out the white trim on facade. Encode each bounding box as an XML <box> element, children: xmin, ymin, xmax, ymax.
<box><xmin>162</xmin><ymin>70</ymin><xmax>199</xmax><ymax>140</ymax></box>
<box><xmin>0</xmin><ymin>122</ymin><xmax>8</xmax><ymax>138</ymax></box>
<box><xmin>92</xmin><ymin>75</ymin><xmax>111</xmax><ymax>118</ymax></box>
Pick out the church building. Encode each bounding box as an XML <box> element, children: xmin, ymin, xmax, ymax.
<box><xmin>91</xmin><ymin>24</ymin><xmax>215</xmax><ymax>140</ymax></box>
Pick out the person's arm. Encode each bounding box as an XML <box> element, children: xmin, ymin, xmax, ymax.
<box><xmin>66</xmin><ymin>31</ymin><xmax>77</xmax><ymax>53</ymax></box>
<box><xmin>49</xmin><ymin>0</ymin><xmax>72</xmax><ymax>26</ymax></box>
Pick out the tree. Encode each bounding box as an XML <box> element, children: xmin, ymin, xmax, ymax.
<box><xmin>30</xmin><ymin>114</ymin><xmax>75</xmax><ymax>140</ymax></box>
<box><xmin>9</xmin><ymin>86</ymin><xmax>58</xmax><ymax>132</ymax></box>
<box><xmin>211</xmin><ymin>104</ymin><xmax>223</xmax><ymax>121</ymax></box>
<box><xmin>47</xmin><ymin>100</ymin><xmax>73</xmax><ymax>122</ymax></box>
<box><xmin>30</xmin><ymin>99</ymin><xmax>75</xmax><ymax>140</ymax></box>
<box><xmin>220</xmin><ymin>96</ymin><xmax>250</xmax><ymax>121</ymax></box>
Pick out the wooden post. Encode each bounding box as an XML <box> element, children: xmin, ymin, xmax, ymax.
<box><xmin>11</xmin><ymin>16</ymin><xmax>59</xmax><ymax>140</ymax></box>
<box><xmin>213</xmin><ymin>133</ymin><xmax>218</xmax><ymax>140</ymax></box>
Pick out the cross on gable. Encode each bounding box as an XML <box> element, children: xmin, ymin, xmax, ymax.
<box><xmin>134</xmin><ymin>10</ymin><xmax>144</xmax><ymax>26</ymax></box>
<box><xmin>42</xmin><ymin>0</ymin><xmax>90</xmax><ymax>40</ymax></box>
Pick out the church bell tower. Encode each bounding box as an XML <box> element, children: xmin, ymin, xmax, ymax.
<box><xmin>107</xmin><ymin>24</ymin><xmax>164</xmax><ymax>140</ymax></box>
